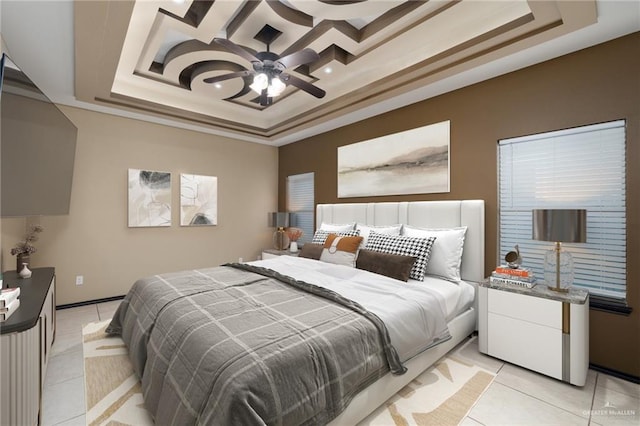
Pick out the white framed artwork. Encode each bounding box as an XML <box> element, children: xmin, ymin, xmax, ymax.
<box><xmin>128</xmin><ymin>169</ymin><xmax>172</xmax><ymax>227</ymax></box>
<box><xmin>338</xmin><ymin>120</ymin><xmax>450</xmax><ymax>198</ymax></box>
<box><xmin>180</xmin><ymin>174</ymin><xmax>218</xmax><ymax>226</ymax></box>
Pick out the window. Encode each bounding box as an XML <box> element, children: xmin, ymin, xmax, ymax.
<box><xmin>286</xmin><ymin>172</ymin><xmax>314</xmax><ymax>245</ymax></box>
<box><xmin>498</xmin><ymin>120</ymin><xmax>626</xmax><ymax>302</ymax></box>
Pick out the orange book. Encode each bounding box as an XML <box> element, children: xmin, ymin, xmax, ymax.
<box><xmin>494</xmin><ymin>266</ymin><xmax>532</xmax><ymax>278</ymax></box>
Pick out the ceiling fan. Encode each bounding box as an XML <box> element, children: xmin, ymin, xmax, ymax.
<box><xmin>204</xmin><ymin>37</ymin><xmax>326</xmax><ymax>106</ymax></box>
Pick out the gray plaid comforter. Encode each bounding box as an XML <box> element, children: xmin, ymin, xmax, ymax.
<box><xmin>106</xmin><ymin>263</ymin><xmax>408</xmax><ymax>425</ymax></box>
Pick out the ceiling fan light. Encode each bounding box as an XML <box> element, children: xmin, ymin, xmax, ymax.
<box><xmin>267</xmin><ymin>77</ymin><xmax>286</xmax><ymax>97</ymax></box>
<box><xmin>250</xmin><ymin>73</ymin><xmax>268</xmax><ymax>94</ymax></box>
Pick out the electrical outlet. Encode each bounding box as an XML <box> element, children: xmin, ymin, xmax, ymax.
<box><xmin>76</xmin><ymin>275</ymin><xmax>84</xmax><ymax>286</ymax></box>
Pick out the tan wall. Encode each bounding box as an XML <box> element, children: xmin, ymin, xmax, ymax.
<box><xmin>279</xmin><ymin>33</ymin><xmax>640</xmax><ymax>377</ymax></box>
<box><xmin>1</xmin><ymin>106</ymin><xmax>278</xmax><ymax>304</ymax></box>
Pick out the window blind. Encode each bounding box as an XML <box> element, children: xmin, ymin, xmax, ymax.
<box><xmin>498</xmin><ymin>120</ymin><xmax>626</xmax><ymax>300</ymax></box>
<box><xmin>286</xmin><ymin>172</ymin><xmax>315</xmax><ymax>245</ymax></box>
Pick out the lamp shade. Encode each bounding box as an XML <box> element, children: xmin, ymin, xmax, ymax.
<box><xmin>532</xmin><ymin>209</ymin><xmax>587</xmax><ymax>243</ymax></box>
<box><xmin>268</xmin><ymin>212</ymin><xmax>290</xmax><ymax>228</ymax></box>
<box><xmin>250</xmin><ymin>73</ymin><xmax>269</xmax><ymax>94</ymax></box>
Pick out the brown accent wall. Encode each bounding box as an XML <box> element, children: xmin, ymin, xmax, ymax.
<box><xmin>279</xmin><ymin>33</ymin><xmax>640</xmax><ymax>377</ymax></box>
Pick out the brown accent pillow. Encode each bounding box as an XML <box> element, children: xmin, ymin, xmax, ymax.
<box><xmin>356</xmin><ymin>249</ymin><xmax>416</xmax><ymax>282</ymax></box>
<box><xmin>298</xmin><ymin>243</ymin><xmax>324</xmax><ymax>260</ymax></box>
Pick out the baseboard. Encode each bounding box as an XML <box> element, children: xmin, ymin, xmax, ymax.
<box><xmin>56</xmin><ymin>295</ymin><xmax>125</xmax><ymax>310</ymax></box>
<box><xmin>589</xmin><ymin>363</ymin><xmax>640</xmax><ymax>384</ymax></box>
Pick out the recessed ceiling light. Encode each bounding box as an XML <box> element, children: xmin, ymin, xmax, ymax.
<box><xmin>324</xmin><ymin>67</ymin><xmax>333</xmax><ymax>74</ymax></box>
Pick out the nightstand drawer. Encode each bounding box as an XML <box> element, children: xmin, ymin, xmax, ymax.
<box><xmin>488</xmin><ymin>288</ymin><xmax>561</xmax><ymax>329</ymax></box>
<box><xmin>488</xmin><ymin>313</ymin><xmax>563</xmax><ymax>380</ymax></box>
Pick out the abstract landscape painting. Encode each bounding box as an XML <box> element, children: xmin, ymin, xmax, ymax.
<box><xmin>338</xmin><ymin>120</ymin><xmax>450</xmax><ymax>197</ymax></box>
<box><xmin>128</xmin><ymin>169</ymin><xmax>172</xmax><ymax>227</ymax></box>
<box><xmin>180</xmin><ymin>174</ymin><xmax>218</xmax><ymax>226</ymax></box>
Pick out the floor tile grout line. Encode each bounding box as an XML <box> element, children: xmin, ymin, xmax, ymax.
<box><xmin>466</xmin><ymin>413</ymin><xmax>489</xmax><ymax>426</ymax></box>
<box><xmin>53</xmin><ymin>412</ymin><xmax>85</xmax><ymax>426</ymax></box>
<box><xmin>44</xmin><ymin>371</ymin><xmax>85</xmax><ymax>390</ymax></box>
<box><xmin>595</xmin><ymin>376</ymin><xmax>640</xmax><ymax>400</ymax></box>
<box><xmin>495</xmin><ymin>380</ymin><xmax>594</xmax><ymax>420</ymax></box>
<box><xmin>49</xmin><ymin>345</ymin><xmax>83</xmax><ymax>357</ymax></box>
<box><xmin>588</xmin><ymin>373</ymin><xmax>599</xmax><ymax>424</ymax></box>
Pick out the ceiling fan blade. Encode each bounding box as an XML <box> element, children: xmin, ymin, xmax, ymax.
<box><xmin>203</xmin><ymin>70</ymin><xmax>251</xmax><ymax>84</ymax></box>
<box><xmin>277</xmin><ymin>48</ymin><xmax>320</xmax><ymax>69</ymax></box>
<box><xmin>280</xmin><ymin>74</ymin><xmax>326</xmax><ymax>99</ymax></box>
<box><xmin>214</xmin><ymin>38</ymin><xmax>261</xmax><ymax>64</ymax></box>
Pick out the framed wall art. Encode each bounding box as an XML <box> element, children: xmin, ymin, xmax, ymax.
<box><xmin>338</xmin><ymin>120</ymin><xmax>450</xmax><ymax>198</ymax></box>
<box><xmin>128</xmin><ymin>169</ymin><xmax>172</xmax><ymax>227</ymax></box>
<box><xmin>180</xmin><ymin>173</ymin><xmax>218</xmax><ymax>226</ymax></box>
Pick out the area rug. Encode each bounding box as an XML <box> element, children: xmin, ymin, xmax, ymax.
<box><xmin>358</xmin><ymin>338</ymin><xmax>495</xmax><ymax>426</ymax></box>
<box><xmin>83</xmin><ymin>321</ymin><xmax>494</xmax><ymax>426</ymax></box>
<box><xmin>82</xmin><ymin>320</ymin><xmax>153</xmax><ymax>426</ymax></box>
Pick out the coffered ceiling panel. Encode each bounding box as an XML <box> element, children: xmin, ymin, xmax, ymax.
<box><xmin>75</xmin><ymin>0</ymin><xmax>598</xmax><ymax>144</ymax></box>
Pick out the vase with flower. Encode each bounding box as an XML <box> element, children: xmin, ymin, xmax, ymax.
<box><xmin>286</xmin><ymin>228</ymin><xmax>303</xmax><ymax>253</ymax></box>
<box><xmin>10</xmin><ymin>224</ymin><xmax>44</xmax><ymax>274</ymax></box>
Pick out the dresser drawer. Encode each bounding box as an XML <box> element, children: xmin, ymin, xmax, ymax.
<box><xmin>488</xmin><ymin>288</ymin><xmax>561</xmax><ymax>329</ymax></box>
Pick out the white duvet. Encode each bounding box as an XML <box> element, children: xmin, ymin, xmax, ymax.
<box><xmin>251</xmin><ymin>256</ymin><xmax>459</xmax><ymax>362</ymax></box>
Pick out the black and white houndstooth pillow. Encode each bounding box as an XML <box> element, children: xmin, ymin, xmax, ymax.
<box><xmin>311</xmin><ymin>229</ymin><xmax>360</xmax><ymax>245</ymax></box>
<box><xmin>365</xmin><ymin>231</ymin><xmax>436</xmax><ymax>281</ymax></box>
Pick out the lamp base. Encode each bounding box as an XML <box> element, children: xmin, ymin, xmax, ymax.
<box><xmin>273</xmin><ymin>228</ymin><xmax>290</xmax><ymax>250</ymax></box>
<box><xmin>543</xmin><ymin>244</ymin><xmax>574</xmax><ymax>292</ymax></box>
<box><xmin>548</xmin><ymin>286</ymin><xmax>570</xmax><ymax>293</ymax></box>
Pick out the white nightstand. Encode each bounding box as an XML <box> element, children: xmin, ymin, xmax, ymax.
<box><xmin>478</xmin><ymin>281</ymin><xmax>589</xmax><ymax>386</ymax></box>
<box><xmin>261</xmin><ymin>248</ymin><xmax>299</xmax><ymax>260</ymax></box>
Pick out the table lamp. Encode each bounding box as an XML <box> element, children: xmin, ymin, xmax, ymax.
<box><xmin>269</xmin><ymin>212</ymin><xmax>290</xmax><ymax>250</ymax></box>
<box><xmin>532</xmin><ymin>209</ymin><xmax>587</xmax><ymax>292</ymax></box>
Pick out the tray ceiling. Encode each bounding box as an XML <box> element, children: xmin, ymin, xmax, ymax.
<box><xmin>75</xmin><ymin>0</ymin><xmax>599</xmax><ymax>144</ymax></box>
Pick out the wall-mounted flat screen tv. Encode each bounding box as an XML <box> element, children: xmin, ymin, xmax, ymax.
<box><xmin>1</xmin><ymin>53</ymin><xmax>78</xmax><ymax>217</ymax></box>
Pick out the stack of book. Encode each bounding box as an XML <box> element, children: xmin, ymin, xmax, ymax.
<box><xmin>490</xmin><ymin>265</ymin><xmax>536</xmax><ymax>288</ymax></box>
<box><xmin>0</xmin><ymin>287</ymin><xmax>21</xmax><ymax>322</ymax></box>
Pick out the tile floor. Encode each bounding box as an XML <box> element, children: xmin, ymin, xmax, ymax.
<box><xmin>44</xmin><ymin>302</ymin><xmax>640</xmax><ymax>426</ymax></box>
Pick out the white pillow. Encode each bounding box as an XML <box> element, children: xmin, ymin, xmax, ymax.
<box><xmin>319</xmin><ymin>222</ymin><xmax>355</xmax><ymax>232</ymax></box>
<box><xmin>356</xmin><ymin>223</ymin><xmax>403</xmax><ymax>247</ymax></box>
<box><xmin>402</xmin><ymin>226</ymin><xmax>467</xmax><ymax>282</ymax></box>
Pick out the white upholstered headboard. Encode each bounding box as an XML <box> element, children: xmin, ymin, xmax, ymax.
<box><xmin>316</xmin><ymin>200</ymin><xmax>485</xmax><ymax>283</ymax></box>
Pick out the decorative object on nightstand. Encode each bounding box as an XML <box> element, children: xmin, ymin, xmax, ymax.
<box><xmin>490</xmin><ymin>265</ymin><xmax>536</xmax><ymax>288</ymax></box>
<box><xmin>269</xmin><ymin>212</ymin><xmax>291</xmax><ymax>250</ymax></box>
<box><xmin>286</xmin><ymin>227</ymin><xmax>303</xmax><ymax>253</ymax></box>
<box><xmin>532</xmin><ymin>209</ymin><xmax>587</xmax><ymax>292</ymax></box>
<box><xmin>492</xmin><ymin>244</ymin><xmax>536</xmax><ymax>287</ymax></box>
<box><xmin>504</xmin><ymin>244</ymin><xmax>522</xmax><ymax>268</ymax></box>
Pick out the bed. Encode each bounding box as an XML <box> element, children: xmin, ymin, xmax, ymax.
<box><xmin>107</xmin><ymin>200</ymin><xmax>485</xmax><ymax>425</ymax></box>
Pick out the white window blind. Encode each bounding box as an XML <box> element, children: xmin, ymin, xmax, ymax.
<box><xmin>498</xmin><ymin>120</ymin><xmax>626</xmax><ymax>300</ymax></box>
<box><xmin>286</xmin><ymin>172</ymin><xmax>315</xmax><ymax>245</ymax></box>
